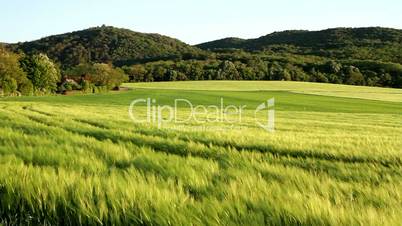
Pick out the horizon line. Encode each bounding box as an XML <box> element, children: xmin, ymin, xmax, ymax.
<box><xmin>2</xmin><ymin>25</ymin><xmax>402</xmax><ymax>46</ymax></box>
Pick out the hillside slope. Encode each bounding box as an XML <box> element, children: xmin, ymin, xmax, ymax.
<box><xmin>11</xmin><ymin>26</ymin><xmax>205</xmax><ymax>68</ymax></box>
<box><xmin>197</xmin><ymin>27</ymin><xmax>402</xmax><ymax>63</ymax></box>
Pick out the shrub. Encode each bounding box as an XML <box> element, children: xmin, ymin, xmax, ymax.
<box><xmin>19</xmin><ymin>80</ymin><xmax>34</xmax><ymax>96</ymax></box>
<box><xmin>80</xmin><ymin>80</ymin><xmax>92</xmax><ymax>93</ymax></box>
<box><xmin>1</xmin><ymin>77</ymin><xmax>18</xmax><ymax>95</ymax></box>
<box><xmin>64</xmin><ymin>83</ymin><xmax>73</xmax><ymax>91</ymax></box>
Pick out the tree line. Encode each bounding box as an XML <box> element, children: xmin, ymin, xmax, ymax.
<box><xmin>2</xmin><ymin>25</ymin><xmax>402</xmax><ymax>97</ymax></box>
<box><xmin>0</xmin><ymin>46</ymin><xmax>127</xmax><ymax>96</ymax></box>
<box><xmin>120</xmin><ymin>56</ymin><xmax>401</xmax><ymax>88</ymax></box>
<box><xmin>1</xmin><ymin>45</ymin><xmax>401</xmax><ymax>97</ymax></box>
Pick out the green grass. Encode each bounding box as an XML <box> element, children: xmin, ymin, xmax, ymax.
<box><xmin>0</xmin><ymin>81</ymin><xmax>401</xmax><ymax>225</ymax></box>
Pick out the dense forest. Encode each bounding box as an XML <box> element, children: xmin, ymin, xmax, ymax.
<box><xmin>197</xmin><ymin>27</ymin><xmax>402</xmax><ymax>64</ymax></box>
<box><xmin>1</xmin><ymin>26</ymin><xmax>402</xmax><ymax>96</ymax></box>
<box><xmin>12</xmin><ymin>26</ymin><xmax>207</xmax><ymax>68</ymax></box>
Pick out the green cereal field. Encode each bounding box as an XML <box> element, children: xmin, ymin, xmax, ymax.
<box><xmin>0</xmin><ymin>81</ymin><xmax>401</xmax><ymax>225</ymax></box>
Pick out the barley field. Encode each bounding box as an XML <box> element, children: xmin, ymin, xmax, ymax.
<box><xmin>0</xmin><ymin>81</ymin><xmax>401</xmax><ymax>225</ymax></box>
<box><xmin>123</xmin><ymin>81</ymin><xmax>402</xmax><ymax>102</ymax></box>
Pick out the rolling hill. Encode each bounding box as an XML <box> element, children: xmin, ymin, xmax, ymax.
<box><xmin>8</xmin><ymin>26</ymin><xmax>402</xmax><ymax>66</ymax></box>
<box><xmin>197</xmin><ymin>27</ymin><xmax>402</xmax><ymax>63</ymax></box>
<box><xmin>10</xmin><ymin>26</ymin><xmax>205</xmax><ymax>68</ymax></box>
<box><xmin>2</xmin><ymin>26</ymin><xmax>402</xmax><ymax>88</ymax></box>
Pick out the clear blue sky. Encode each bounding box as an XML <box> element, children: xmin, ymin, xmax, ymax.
<box><xmin>1</xmin><ymin>0</ymin><xmax>402</xmax><ymax>45</ymax></box>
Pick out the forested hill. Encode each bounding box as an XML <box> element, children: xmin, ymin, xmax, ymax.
<box><xmin>11</xmin><ymin>26</ymin><xmax>206</xmax><ymax>68</ymax></box>
<box><xmin>197</xmin><ymin>27</ymin><xmax>402</xmax><ymax>64</ymax></box>
<box><xmin>10</xmin><ymin>26</ymin><xmax>402</xmax><ymax>67</ymax></box>
<box><xmin>196</xmin><ymin>37</ymin><xmax>246</xmax><ymax>50</ymax></box>
<box><xmin>2</xmin><ymin>26</ymin><xmax>402</xmax><ymax>93</ymax></box>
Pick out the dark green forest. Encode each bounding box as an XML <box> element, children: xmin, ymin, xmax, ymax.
<box><xmin>197</xmin><ymin>27</ymin><xmax>402</xmax><ymax>64</ymax></box>
<box><xmin>1</xmin><ymin>26</ymin><xmax>402</xmax><ymax>96</ymax></box>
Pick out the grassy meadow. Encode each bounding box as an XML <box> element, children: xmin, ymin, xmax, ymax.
<box><xmin>0</xmin><ymin>81</ymin><xmax>401</xmax><ymax>225</ymax></box>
